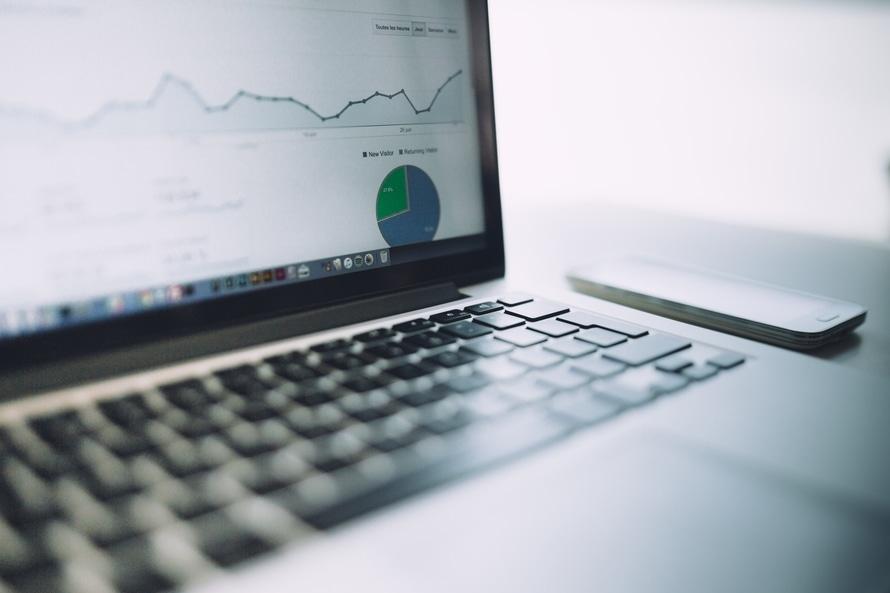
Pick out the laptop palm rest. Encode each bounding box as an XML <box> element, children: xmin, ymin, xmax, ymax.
<box><xmin>218</xmin><ymin>433</ymin><xmax>890</xmax><ymax>593</ymax></box>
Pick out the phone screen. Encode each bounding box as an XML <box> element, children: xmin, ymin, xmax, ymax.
<box><xmin>594</xmin><ymin>259</ymin><xmax>831</xmax><ymax>327</ymax></box>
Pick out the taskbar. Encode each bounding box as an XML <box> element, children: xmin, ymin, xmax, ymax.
<box><xmin>0</xmin><ymin>247</ymin><xmax>391</xmax><ymax>339</ymax></box>
<box><xmin>0</xmin><ymin>234</ymin><xmax>487</xmax><ymax>339</ymax></box>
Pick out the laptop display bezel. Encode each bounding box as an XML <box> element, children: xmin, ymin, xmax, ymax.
<box><xmin>0</xmin><ymin>0</ymin><xmax>503</xmax><ymax>373</ymax></box>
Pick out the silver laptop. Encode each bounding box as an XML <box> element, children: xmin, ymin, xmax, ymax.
<box><xmin>1</xmin><ymin>2</ymin><xmax>888</xmax><ymax>592</ymax></box>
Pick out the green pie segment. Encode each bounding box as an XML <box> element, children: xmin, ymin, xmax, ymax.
<box><xmin>376</xmin><ymin>165</ymin><xmax>440</xmax><ymax>247</ymax></box>
<box><xmin>376</xmin><ymin>167</ymin><xmax>409</xmax><ymax>220</ymax></box>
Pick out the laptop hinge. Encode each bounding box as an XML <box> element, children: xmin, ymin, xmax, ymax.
<box><xmin>0</xmin><ymin>282</ymin><xmax>466</xmax><ymax>399</ymax></box>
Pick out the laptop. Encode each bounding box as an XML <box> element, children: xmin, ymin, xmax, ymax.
<box><xmin>1</xmin><ymin>1</ymin><xmax>889</xmax><ymax>592</ymax></box>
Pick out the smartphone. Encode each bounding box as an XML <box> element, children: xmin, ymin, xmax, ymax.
<box><xmin>567</xmin><ymin>257</ymin><xmax>867</xmax><ymax>350</ymax></box>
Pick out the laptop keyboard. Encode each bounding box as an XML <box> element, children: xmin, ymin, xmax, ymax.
<box><xmin>0</xmin><ymin>295</ymin><xmax>745</xmax><ymax>593</ymax></box>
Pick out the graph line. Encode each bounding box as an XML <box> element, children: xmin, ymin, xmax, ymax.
<box><xmin>0</xmin><ymin>70</ymin><xmax>464</xmax><ymax>130</ymax></box>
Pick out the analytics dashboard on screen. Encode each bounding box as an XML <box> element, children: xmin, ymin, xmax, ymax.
<box><xmin>0</xmin><ymin>0</ymin><xmax>486</xmax><ymax>333</ymax></box>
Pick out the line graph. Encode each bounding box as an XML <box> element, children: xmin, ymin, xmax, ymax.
<box><xmin>0</xmin><ymin>70</ymin><xmax>464</xmax><ymax>135</ymax></box>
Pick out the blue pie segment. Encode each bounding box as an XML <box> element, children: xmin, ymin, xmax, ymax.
<box><xmin>376</xmin><ymin>165</ymin><xmax>440</xmax><ymax>247</ymax></box>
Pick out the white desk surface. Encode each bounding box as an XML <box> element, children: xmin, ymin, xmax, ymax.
<box><xmin>503</xmin><ymin>201</ymin><xmax>890</xmax><ymax>377</ymax></box>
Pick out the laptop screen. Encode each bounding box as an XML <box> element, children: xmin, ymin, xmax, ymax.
<box><xmin>0</xmin><ymin>0</ymin><xmax>489</xmax><ymax>340</ymax></box>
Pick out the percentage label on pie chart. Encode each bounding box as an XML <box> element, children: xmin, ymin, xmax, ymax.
<box><xmin>376</xmin><ymin>165</ymin><xmax>440</xmax><ymax>247</ymax></box>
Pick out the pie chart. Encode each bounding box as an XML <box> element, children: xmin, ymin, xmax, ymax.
<box><xmin>376</xmin><ymin>165</ymin><xmax>440</xmax><ymax>247</ymax></box>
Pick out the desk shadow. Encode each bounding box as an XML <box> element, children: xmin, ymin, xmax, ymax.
<box><xmin>808</xmin><ymin>332</ymin><xmax>862</xmax><ymax>361</ymax></box>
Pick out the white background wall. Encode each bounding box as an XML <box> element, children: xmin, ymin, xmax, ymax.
<box><xmin>488</xmin><ymin>0</ymin><xmax>890</xmax><ymax>243</ymax></box>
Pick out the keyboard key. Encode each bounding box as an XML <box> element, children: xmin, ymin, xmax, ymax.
<box><xmin>0</xmin><ymin>459</ymin><xmax>61</xmax><ymax>526</ymax></box>
<box><xmin>107</xmin><ymin>536</ymin><xmax>177</xmax><ymax>593</ymax></box>
<box><xmin>494</xmin><ymin>328</ymin><xmax>547</xmax><ymax>348</ymax></box>
<box><xmin>160</xmin><ymin>409</ymin><xmax>215</xmax><ymax>439</ymax></box>
<box><xmin>404</xmin><ymin>331</ymin><xmax>456</xmax><ymax>349</ymax></box>
<box><xmin>398</xmin><ymin>385</ymin><xmax>452</xmax><ymax>407</ymax></box>
<box><xmin>99</xmin><ymin>394</ymin><xmax>154</xmax><ymax>427</ymax></box>
<box><xmin>154</xmin><ymin>482</ymin><xmax>218</xmax><ymax>520</ymax></box>
<box><xmin>293</xmin><ymin>389</ymin><xmax>335</xmax><ymax>407</ymax></box>
<box><xmin>570</xmin><ymin>357</ymin><xmax>626</xmax><ymax>379</ymax></box>
<box><xmin>88</xmin><ymin>511</ymin><xmax>145</xmax><ymax>548</ymax></box>
<box><xmin>324</xmin><ymin>351</ymin><xmax>375</xmax><ymax>371</ymax></box>
<box><xmin>535</xmin><ymin>367</ymin><xmax>591</xmax><ymax>391</ymax></box>
<box><xmin>425</xmin><ymin>350</ymin><xmax>478</xmax><ymax>369</ymax></box>
<box><xmin>116</xmin><ymin>569</ymin><xmax>175</xmax><ymax>593</ymax></box>
<box><xmin>354</xmin><ymin>328</ymin><xmax>396</xmax><ymax>343</ymax></box>
<box><xmin>94</xmin><ymin>426</ymin><xmax>155</xmax><ymax>458</ymax></box>
<box><xmin>312</xmin><ymin>432</ymin><xmax>367</xmax><ymax>473</ymax></box>
<box><xmin>497</xmin><ymin>293</ymin><xmax>534</xmax><ymax>307</ymax></box>
<box><xmin>310</xmin><ymin>339</ymin><xmax>352</xmax><ymax>354</ymax></box>
<box><xmin>549</xmin><ymin>391</ymin><xmax>621</xmax><ymax>426</ymax></box>
<box><xmin>192</xmin><ymin>512</ymin><xmax>272</xmax><ymax>567</ymax></box>
<box><xmin>544</xmin><ymin>338</ymin><xmax>597</xmax><ymax>358</ymax></box>
<box><xmin>0</xmin><ymin>524</ymin><xmax>55</xmax><ymax>578</ymax></box>
<box><xmin>341</xmin><ymin>376</ymin><xmax>384</xmax><ymax>393</ymax></box>
<box><xmin>262</xmin><ymin>351</ymin><xmax>307</xmax><ymax>367</ymax></box>
<box><xmin>707</xmin><ymin>352</ymin><xmax>746</xmax><ymax>369</ymax></box>
<box><xmin>365</xmin><ymin>341</ymin><xmax>418</xmax><ymax>359</ymax></box>
<box><xmin>655</xmin><ymin>355</ymin><xmax>694</xmax><ymax>373</ymax></box>
<box><xmin>0</xmin><ymin>529</ymin><xmax>61</xmax><ymax>593</ymax></box>
<box><xmin>429</xmin><ymin>309</ymin><xmax>471</xmax><ymax>324</ymax></box>
<box><xmin>343</xmin><ymin>407</ymin><xmax>395</xmax><ymax>427</ymax></box>
<box><xmin>206</xmin><ymin>405</ymin><xmax>240</xmax><ymax>433</ymax></box>
<box><xmin>284</xmin><ymin>406</ymin><xmax>345</xmax><ymax>439</ymax></box>
<box><xmin>473</xmin><ymin>312</ymin><xmax>525</xmax><ymax>330</ymax></box>
<box><xmin>602</xmin><ymin>334</ymin><xmax>691</xmax><ymax>366</ymax></box>
<box><xmin>79</xmin><ymin>465</ymin><xmax>142</xmax><ymax>502</ymax></box>
<box><xmin>161</xmin><ymin>377</ymin><xmax>211</xmax><ymax>392</ymax></box>
<box><xmin>269</xmin><ymin>475</ymin><xmax>344</xmax><ymax>523</ymax></box>
<box><xmin>339</xmin><ymin>392</ymin><xmax>399</xmax><ymax>423</ymax></box>
<box><xmin>4</xmin><ymin>435</ymin><xmax>81</xmax><ymax>480</ymax></box>
<box><xmin>421</xmin><ymin>408</ymin><xmax>474</xmax><ymax>435</ymax></box>
<box><xmin>392</xmin><ymin>318</ymin><xmax>435</xmax><ymax>334</ymax></box>
<box><xmin>528</xmin><ymin>319</ymin><xmax>578</xmax><ymax>338</ymax></box>
<box><xmin>557</xmin><ymin>311</ymin><xmax>649</xmax><ymax>337</ymax></box>
<box><xmin>576</xmin><ymin>327</ymin><xmax>627</xmax><ymax>348</ymax></box>
<box><xmin>649</xmin><ymin>372</ymin><xmax>690</xmax><ymax>394</ymax></box>
<box><xmin>593</xmin><ymin>381</ymin><xmax>654</xmax><ymax>407</ymax></box>
<box><xmin>464</xmin><ymin>301</ymin><xmax>504</xmax><ymax>315</ymax></box>
<box><xmin>500</xmin><ymin>377</ymin><xmax>556</xmax><ymax>404</ymax></box>
<box><xmin>222</xmin><ymin>424</ymin><xmax>279</xmax><ymax>458</ymax></box>
<box><xmin>214</xmin><ymin>364</ymin><xmax>262</xmax><ymax>383</ymax></box>
<box><xmin>510</xmin><ymin>348</ymin><xmax>563</xmax><ymax>369</ymax></box>
<box><xmin>387</xmin><ymin>363</ymin><xmax>435</xmax><ymax>380</ymax></box>
<box><xmin>274</xmin><ymin>362</ymin><xmax>322</xmax><ymax>383</ymax></box>
<box><xmin>237</xmin><ymin>450</ymin><xmax>310</xmax><ymax>494</ymax></box>
<box><xmin>160</xmin><ymin>380</ymin><xmax>213</xmax><ymax>408</ymax></box>
<box><xmin>682</xmin><ymin>364</ymin><xmax>720</xmax><ymax>381</ymax></box>
<box><xmin>239</xmin><ymin>401</ymin><xmax>279</xmax><ymax>423</ymax></box>
<box><xmin>505</xmin><ymin>300</ymin><xmax>570</xmax><ymax>322</ymax></box>
<box><xmin>446</xmin><ymin>373</ymin><xmax>490</xmax><ymax>394</ymax></box>
<box><xmin>155</xmin><ymin>441</ymin><xmax>210</xmax><ymax>478</ymax></box>
<box><xmin>439</xmin><ymin>320</ymin><xmax>492</xmax><ymax>340</ymax></box>
<box><xmin>6</xmin><ymin>564</ymin><xmax>69</xmax><ymax>593</ymax></box>
<box><xmin>461</xmin><ymin>339</ymin><xmax>514</xmax><ymax>358</ymax></box>
<box><xmin>29</xmin><ymin>410</ymin><xmax>88</xmax><ymax>448</ymax></box>
<box><xmin>475</xmin><ymin>357</ymin><xmax>527</xmax><ymax>381</ymax></box>
<box><xmin>464</xmin><ymin>389</ymin><xmax>515</xmax><ymax>418</ymax></box>
<box><xmin>363</xmin><ymin>417</ymin><xmax>422</xmax><ymax>452</ymax></box>
<box><xmin>216</xmin><ymin>367</ymin><xmax>275</xmax><ymax>398</ymax></box>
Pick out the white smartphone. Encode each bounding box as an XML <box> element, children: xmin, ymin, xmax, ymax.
<box><xmin>567</xmin><ymin>257</ymin><xmax>867</xmax><ymax>350</ymax></box>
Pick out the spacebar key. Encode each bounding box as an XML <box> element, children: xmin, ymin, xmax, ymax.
<box><xmin>602</xmin><ymin>333</ymin><xmax>691</xmax><ymax>366</ymax></box>
<box><xmin>301</xmin><ymin>408</ymin><xmax>570</xmax><ymax>529</ymax></box>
